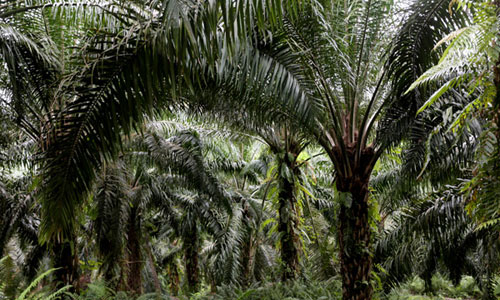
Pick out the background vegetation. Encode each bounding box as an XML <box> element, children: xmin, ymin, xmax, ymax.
<box><xmin>0</xmin><ymin>0</ymin><xmax>499</xmax><ymax>299</ymax></box>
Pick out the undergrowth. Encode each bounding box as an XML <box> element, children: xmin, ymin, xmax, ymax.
<box><xmin>3</xmin><ymin>272</ymin><xmax>500</xmax><ymax>300</ymax></box>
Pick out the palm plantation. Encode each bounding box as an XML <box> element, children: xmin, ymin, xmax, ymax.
<box><xmin>0</xmin><ymin>0</ymin><xmax>500</xmax><ymax>300</ymax></box>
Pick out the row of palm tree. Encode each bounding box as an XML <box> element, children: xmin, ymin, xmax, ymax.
<box><xmin>0</xmin><ymin>0</ymin><xmax>499</xmax><ymax>299</ymax></box>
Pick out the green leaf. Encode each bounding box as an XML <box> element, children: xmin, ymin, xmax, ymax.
<box><xmin>17</xmin><ymin>268</ymin><xmax>60</xmax><ymax>300</ymax></box>
<box><xmin>416</xmin><ymin>78</ymin><xmax>457</xmax><ymax>115</ymax></box>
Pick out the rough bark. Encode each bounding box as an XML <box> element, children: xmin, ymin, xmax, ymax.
<box><xmin>146</xmin><ymin>239</ymin><xmax>161</xmax><ymax>293</ymax></box>
<box><xmin>166</xmin><ymin>260</ymin><xmax>180</xmax><ymax>296</ymax></box>
<box><xmin>241</xmin><ymin>234</ymin><xmax>255</xmax><ymax>287</ymax></box>
<box><xmin>494</xmin><ymin>20</ymin><xmax>500</xmax><ymax>137</ymax></box>
<box><xmin>126</xmin><ymin>212</ymin><xmax>142</xmax><ymax>295</ymax></box>
<box><xmin>184</xmin><ymin>228</ymin><xmax>200</xmax><ymax>293</ymax></box>
<box><xmin>337</xmin><ymin>184</ymin><xmax>373</xmax><ymax>300</ymax></box>
<box><xmin>334</xmin><ymin>145</ymin><xmax>375</xmax><ymax>300</ymax></box>
<box><xmin>241</xmin><ymin>201</ymin><xmax>256</xmax><ymax>287</ymax></box>
<box><xmin>278</xmin><ymin>175</ymin><xmax>301</xmax><ymax>281</ymax></box>
<box><xmin>53</xmin><ymin>238</ymin><xmax>79</xmax><ymax>292</ymax></box>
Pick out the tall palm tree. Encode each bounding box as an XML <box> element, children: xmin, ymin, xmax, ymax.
<box><xmin>195</xmin><ymin>104</ymin><xmax>309</xmax><ymax>280</ymax></box>
<box><xmin>195</xmin><ymin>1</ymin><xmax>471</xmax><ymax>298</ymax></box>
<box><xmin>1</xmin><ymin>1</ymin><xmax>474</xmax><ymax>299</ymax></box>
<box><xmin>1</xmin><ymin>0</ymin><xmax>297</xmax><ymax>287</ymax></box>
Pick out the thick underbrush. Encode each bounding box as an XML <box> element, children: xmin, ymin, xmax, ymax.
<box><xmin>5</xmin><ymin>273</ymin><xmax>499</xmax><ymax>300</ymax></box>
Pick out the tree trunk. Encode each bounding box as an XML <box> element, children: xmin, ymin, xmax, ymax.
<box><xmin>166</xmin><ymin>259</ymin><xmax>180</xmax><ymax>296</ymax></box>
<box><xmin>241</xmin><ymin>199</ymin><xmax>257</xmax><ymax>287</ymax></box>
<box><xmin>126</xmin><ymin>212</ymin><xmax>142</xmax><ymax>295</ymax></box>
<box><xmin>333</xmin><ymin>143</ymin><xmax>376</xmax><ymax>300</ymax></box>
<box><xmin>494</xmin><ymin>20</ymin><xmax>500</xmax><ymax>139</ymax></box>
<box><xmin>52</xmin><ymin>238</ymin><xmax>79</xmax><ymax>292</ymax></box>
<box><xmin>421</xmin><ymin>246</ymin><xmax>437</xmax><ymax>293</ymax></box>
<box><xmin>278</xmin><ymin>175</ymin><xmax>301</xmax><ymax>281</ymax></box>
<box><xmin>184</xmin><ymin>228</ymin><xmax>200</xmax><ymax>293</ymax></box>
<box><xmin>146</xmin><ymin>239</ymin><xmax>161</xmax><ymax>293</ymax></box>
<box><xmin>337</xmin><ymin>183</ymin><xmax>373</xmax><ymax>300</ymax></box>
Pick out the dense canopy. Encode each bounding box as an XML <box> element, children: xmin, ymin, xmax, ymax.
<box><xmin>0</xmin><ymin>0</ymin><xmax>499</xmax><ymax>300</ymax></box>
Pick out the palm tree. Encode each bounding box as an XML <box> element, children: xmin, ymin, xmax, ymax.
<box><xmin>92</xmin><ymin>160</ymin><xmax>149</xmax><ymax>294</ymax></box>
<box><xmin>90</xmin><ymin>123</ymin><xmax>239</xmax><ymax>294</ymax></box>
<box><xmin>375</xmin><ymin>182</ymin><xmax>500</xmax><ymax>299</ymax></box>
<box><xmin>191</xmin><ymin>132</ymin><xmax>278</xmax><ymax>288</ymax></box>
<box><xmin>0</xmin><ymin>121</ymin><xmax>47</xmax><ymax>285</ymax></box>
<box><xmin>406</xmin><ymin>0</ymin><xmax>500</xmax><ymax>232</ymax></box>
<box><xmin>195</xmin><ymin>1</ymin><xmax>471</xmax><ymax>298</ymax></box>
<box><xmin>0</xmin><ymin>2</ymin><xmax>113</xmax><ymax>287</ymax></box>
<box><xmin>368</xmin><ymin>90</ymin><xmax>494</xmax><ymax>298</ymax></box>
<box><xmin>0</xmin><ymin>176</ymin><xmax>46</xmax><ymax>288</ymax></box>
<box><xmin>1</xmin><ymin>1</ymin><xmax>474</xmax><ymax>298</ymax></box>
<box><xmin>195</xmin><ymin>105</ymin><xmax>309</xmax><ymax>280</ymax></box>
<box><xmin>0</xmin><ymin>0</ymin><xmax>296</xmax><ymax>286</ymax></box>
<box><xmin>137</xmin><ymin>124</ymin><xmax>243</xmax><ymax>293</ymax></box>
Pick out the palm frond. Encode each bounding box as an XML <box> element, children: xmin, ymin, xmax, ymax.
<box><xmin>377</xmin><ymin>0</ymin><xmax>469</xmax><ymax>151</ymax></box>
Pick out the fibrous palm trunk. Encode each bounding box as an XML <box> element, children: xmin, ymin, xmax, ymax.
<box><xmin>278</xmin><ymin>175</ymin><xmax>301</xmax><ymax>281</ymax></box>
<box><xmin>53</xmin><ymin>238</ymin><xmax>79</xmax><ymax>292</ymax></box>
<box><xmin>146</xmin><ymin>241</ymin><xmax>161</xmax><ymax>293</ymax></box>
<box><xmin>241</xmin><ymin>234</ymin><xmax>256</xmax><ymax>287</ymax></box>
<box><xmin>338</xmin><ymin>185</ymin><xmax>373</xmax><ymax>300</ymax></box>
<box><xmin>494</xmin><ymin>10</ymin><xmax>500</xmax><ymax>136</ymax></box>
<box><xmin>166</xmin><ymin>259</ymin><xmax>180</xmax><ymax>295</ymax></box>
<box><xmin>241</xmin><ymin>203</ymin><xmax>256</xmax><ymax>287</ymax></box>
<box><xmin>126</xmin><ymin>212</ymin><xmax>142</xmax><ymax>295</ymax></box>
<box><xmin>335</xmin><ymin>146</ymin><xmax>375</xmax><ymax>300</ymax></box>
<box><xmin>184</xmin><ymin>228</ymin><xmax>200</xmax><ymax>293</ymax></box>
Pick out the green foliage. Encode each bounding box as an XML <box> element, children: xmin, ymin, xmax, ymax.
<box><xmin>406</xmin><ymin>0</ymin><xmax>500</xmax><ymax>235</ymax></box>
<box><xmin>1</xmin><ymin>1</ymin><xmax>500</xmax><ymax>300</ymax></box>
<box><xmin>195</xmin><ymin>279</ymin><xmax>342</xmax><ymax>300</ymax></box>
<box><xmin>386</xmin><ymin>274</ymin><xmax>485</xmax><ymax>300</ymax></box>
<box><xmin>0</xmin><ymin>255</ymin><xmax>23</xmax><ymax>299</ymax></box>
<box><xmin>73</xmin><ymin>281</ymin><xmax>133</xmax><ymax>300</ymax></box>
<box><xmin>13</xmin><ymin>268</ymin><xmax>71</xmax><ymax>300</ymax></box>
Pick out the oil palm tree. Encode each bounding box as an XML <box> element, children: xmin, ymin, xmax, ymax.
<box><xmin>193</xmin><ymin>132</ymin><xmax>279</xmax><ymax>288</ymax></box>
<box><xmin>406</xmin><ymin>0</ymin><xmax>500</xmax><ymax>232</ymax></box>
<box><xmin>92</xmin><ymin>160</ymin><xmax>150</xmax><ymax>295</ymax></box>
<box><xmin>193</xmin><ymin>1</ymin><xmax>471</xmax><ymax>298</ymax></box>
<box><xmin>375</xmin><ymin>183</ymin><xmax>500</xmax><ymax>300</ymax></box>
<box><xmin>1</xmin><ymin>1</ymin><xmax>475</xmax><ymax>298</ymax></box>
<box><xmin>1</xmin><ymin>0</ymin><xmax>298</xmax><ymax>286</ymax></box>
<box><xmin>0</xmin><ymin>176</ymin><xmax>46</xmax><ymax>286</ymax></box>
<box><xmin>369</xmin><ymin>92</ymin><xmax>495</xmax><ymax>298</ymax></box>
<box><xmin>0</xmin><ymin>123</ymin><xmax>46</xmax><ymax>285</ymax></box>
<box><xmin>0</xmin><ymin>2</ymin><xmax>111</xmax><ymax>287</ymax></box>
<box><xmin>196</xmin><ymin>105</ymin><xmax>310</xmax><ymax>281</ymax></box>
<box><xmin>90</xmin><ymin>123</ymin><xmax>238</xmax><ymax>294</ymax></box>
